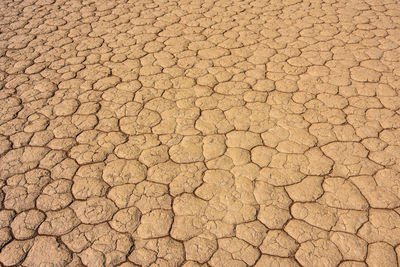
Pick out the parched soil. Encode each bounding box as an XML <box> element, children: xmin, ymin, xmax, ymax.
<box><xmin>0</xmin><ymin>0</ymin><xmax>400</xmax><ymax>266</ymax></box>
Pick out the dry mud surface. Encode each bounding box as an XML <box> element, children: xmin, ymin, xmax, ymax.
<box><xmin>0</xmin><ymin>0</ymin><xmax>400</xmax><ymax>266</ymax></box>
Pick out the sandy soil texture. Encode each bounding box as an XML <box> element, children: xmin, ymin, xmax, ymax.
<box><xmin>0</xmin><ymin>0</ymin><xmax>400</xmax><ymax>266</ymax></box>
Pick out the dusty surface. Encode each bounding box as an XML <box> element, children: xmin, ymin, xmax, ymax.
<box><xmin>0</xmin><ymin>0</ymin><xmax>400</xmax><ymax>266</ymax></box>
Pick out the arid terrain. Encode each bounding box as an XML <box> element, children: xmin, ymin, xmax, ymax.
<box><xmin>0</xmin><ymin>0</ymin><xmax>400</xmax><ymax>266</ymax></box>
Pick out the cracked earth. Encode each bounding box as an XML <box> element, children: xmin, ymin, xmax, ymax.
<box><xmin>0</xmin><ymin>0</ymin><xmax>400</xmax><ymax>266</ymax></box>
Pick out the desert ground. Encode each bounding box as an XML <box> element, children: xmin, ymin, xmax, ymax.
<box><xmin>0</xmin><ymin>0</ymin><xmax>400</xmax><ymax>266</ymax></box>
